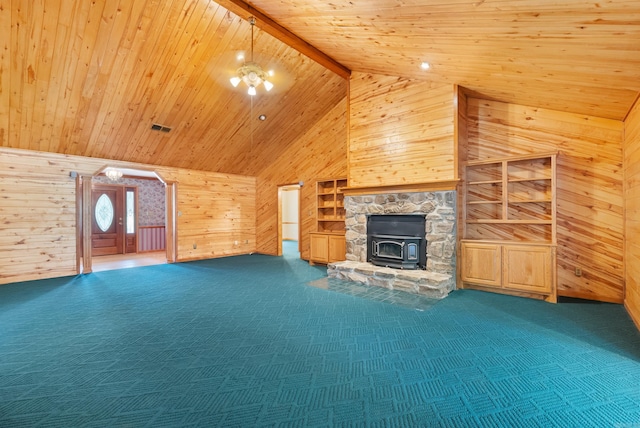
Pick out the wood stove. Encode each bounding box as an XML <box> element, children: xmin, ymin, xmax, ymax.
<box><xmin>367</xmin><ymin>214</ymin><xmax>426</xmax><ymax>270</ymax></box>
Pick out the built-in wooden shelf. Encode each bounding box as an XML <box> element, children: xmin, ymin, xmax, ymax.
<box><xmin>466</xmin><ymin>219</ymin><xmax>553</xmax><ymax>225</ymax></box>
<box><xmin>461</xmin><ymin>153</ymin><xmax>558</xmax><ymax>303</ymax></box>
<box><xmin>309</xmin><ymin>178</ymin><xmax>347</xmax><ymax>265</ymax></box>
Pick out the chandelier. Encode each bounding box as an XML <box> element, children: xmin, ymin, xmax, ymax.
<box><xmin>230</xmin><ymin>17</ymin><xmax>273</xmax><ymax>96</ymax></box>
<box><xmin>105</xmin><ymin>168</ymin><xmax>123</xmax><ymax>181</ymax></box>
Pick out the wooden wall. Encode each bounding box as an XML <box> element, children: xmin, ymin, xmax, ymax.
<box><xmin>624</xmin><ymin>96</ymin><xmax>640</xmax><ymax>327</ymax></box>
<box><xmin>467</xmin><ymin>98</ymin><xmax>625</xmax><ymax>303</ymax></box>
<box><xmin>348</xmin><ymin>73</ymin><xmax>456</xmax><ymax>188</ymax></box>
<box><xmin>0</xmin><ymin>147</ymin><xmax>255</xmax><ymax>285</ymax></box>
<box><xmin>173</xmin><ymin>170</ymin><xmax>255</xmax><ymax>261</ymax></box>
<box><xmin>256</xmin><ymin>98</ymin><xmax>348</xmax><ymax>259</ymax></box>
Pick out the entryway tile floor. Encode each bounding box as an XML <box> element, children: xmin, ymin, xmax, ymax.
<box><xmin>307</xmin><ymin>277</ymin><xmax>440</xmax><ymax>311</ymax></box>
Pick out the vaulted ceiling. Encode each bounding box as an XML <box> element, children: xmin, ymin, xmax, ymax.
<box><xmin>0</xmin><ymin>0</ymin><xmax>347</xmax><ymax>176</ymax></box>
<box><xmin>2</xmin><ymin>0</ymin><xmax>639</xmax><ymax>175</ymax></box>
<box><xmin>243</xmin><ymin>0</ymin><xmax>640</xmax><ymax>121</ymax></box>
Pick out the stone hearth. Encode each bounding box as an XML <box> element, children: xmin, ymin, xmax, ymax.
<box><xmin>328</xmin><ymin>191</ymin><xmax>456</xmax><ymax>299</ymax></box>
<box><xmin>328</xmin><ymin>261</ymin><xmax>451</xmax><ymax>299</ymax></box>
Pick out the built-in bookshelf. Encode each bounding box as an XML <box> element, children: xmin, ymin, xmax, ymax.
<box><xmin>461</xmin><ymin>153</ymin><xmax>557</xmax><ymax>302</ymax></box>
<box><xmin>309</xmin><ymin>178</ymin><xmax>347</xmax><ymax>264</ymax></box>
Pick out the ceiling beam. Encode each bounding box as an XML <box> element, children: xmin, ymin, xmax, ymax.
<box><xmin>215</xmin><ymin>0</ymin><xmax>351</xmax><ymax>80</ymax></box>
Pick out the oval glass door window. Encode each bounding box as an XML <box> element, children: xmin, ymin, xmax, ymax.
<box><xmin>95</xmin><ymin>194</ymin><xmax>114</xmax><ymax>232</ymax></box>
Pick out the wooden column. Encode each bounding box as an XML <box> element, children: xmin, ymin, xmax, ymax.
<box><xmin>75</xmin><ymin>174</ymin><xmax>82</xmax><ymax>274</ymax></box>
<box><xmin>81</xmin><ymin>175</ymin><xmax>93</xmax><ymax>274</ymax></box>
<box><xmin>165</xmin><ymin>182</ymin><xmax>177</xmax><ymax>263</ymax></box>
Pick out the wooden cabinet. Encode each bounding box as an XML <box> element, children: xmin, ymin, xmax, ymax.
<box><xmin>461</xmin><ymin>241</ymin><xmax>555</xmax><ymax>299</ymax></box>
<box><xmin>328</xmin><ymin>234</ymin><xmax>346</xmax><ymax>262</ymax></box>
<box><xmin>461</xmin><ymin>153</ymin><xmax>557</xmax><ymax>302</ymax></box>
<box><xmin>310</xmin><ymin>232</ymin><xmax>346</xmax><ymax>264</ymax></box>
<box><xmin>310</xmin><ymin>233</ymin><xmax>330</xmax><ymax>263</ymax></box>
<box><xmin>461</xmin><ymin>242</ymin><xmax>501</xmax><ymax>287</ymax></box>
<box><xmin>503</xmin><ymin>244</ymin><xmax>554</xmax><ymax>294</ymax></box>
<box><xmin>309</xmin><ymin>178</ymin><xmax>347</xmax><ymax>265</ymax></box>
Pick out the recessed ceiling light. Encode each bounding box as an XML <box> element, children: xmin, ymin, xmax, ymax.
<box><xmin>236</xmin><ymin>52</ymin><xmax>245</xmax><ymax>62</ymax></box>
<box><xmin>421</xmin><ymin>62</ymin><xmax>431</xmax><ymax>70</ymax></box>
<box><xmin>267</xmin><ymin>69</ymin><xmax>274</xmax><ymax>77</ymax></box>
<box><xmin>258</xmin><ymin>114</ymin><xmax>267</xmax><ymax>121</ymax></box>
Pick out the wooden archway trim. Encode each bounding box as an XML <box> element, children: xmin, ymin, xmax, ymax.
<box><xmin>78</xmin><ymin>168</ymin><xmax>177</xmax><ymax>273</ymax></box>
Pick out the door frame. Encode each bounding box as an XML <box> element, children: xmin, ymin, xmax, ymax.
<box><xmin>91</xmin><ymin>183</ymin><xmax>126</xmax><ymax>256</ymax></box>
<box><xmin>78</xmin><ymin>166</ymin><xmax>177</xmax><ymax>274</ymax></box>
<box><xmin>277</xmin><ymin>183</ymin><xmax>301</xmax><ymax>257</ymax></box>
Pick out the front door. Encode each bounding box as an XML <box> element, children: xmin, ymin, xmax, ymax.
<box><xmin>92</xmin><ymin>185</ymin><xmax>124</xmax><ymax>256</ymax></box>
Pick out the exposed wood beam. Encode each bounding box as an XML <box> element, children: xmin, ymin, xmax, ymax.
<box><xmin>624</xmin><ymin>91</ymin><xmax>640</xmax><ymax>123</ymax></box>
<box><xmin>215</xmin><ymin>0</ymin><xmax>351</xmax><ymax>80</ymax></box>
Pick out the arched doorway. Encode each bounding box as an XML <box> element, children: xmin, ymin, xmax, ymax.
<box><xmin>78</xmin><ymin>167</ymin><xmax>177</xmax><ymax>273</ymax></box>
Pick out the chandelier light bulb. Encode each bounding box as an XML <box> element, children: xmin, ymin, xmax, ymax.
<box><xmin>230</xmin><ymin>76</ymin><xmax>241</xmax><ymax>87</ymax></box>
<box><xmin>263</xmin><ymin>80</ymin><xmax>273</xmax><ymax>91</ymax></box>
<box><xmin>248</xmin><ymin>85</ymin><xmax>257</xmax><ymax>96</ymax></box>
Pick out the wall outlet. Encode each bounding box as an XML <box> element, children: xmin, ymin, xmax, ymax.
<box><xmin>575</xmin><ymin>267</ymin><xmax>582</xmax><ymax>277</ymax></box>
<box><xmin>244</xmin><ymin>239</ymin><xmax>249</xmax><ymax>244</ymax></box>
<box><xmin>193</xmin><ymin>243</ymin><xmax>197</xmax><ymax>249</ymax></box>
<box><xmin>234</xmin><ymin>240</ymin><xmax>239</xmax><ymax>245</ymax></box>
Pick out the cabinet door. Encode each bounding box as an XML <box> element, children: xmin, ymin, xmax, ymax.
<box><xmin>310</xmin><ymin>234</ymin><xmax>329</xmax><ymax>263</ymax></box>
<box><xmin>502</xmin><ymin>245</ymin><xmax>553</xmax><ymax>293</ymax></box>
<box><xmin>461</xmin><ymin>242</ymin><xmax>501</xmax><ymax>287</ymax></box>
<box><xmin>328</xmin><ymin>235</ymin><xmax>346</xmax><ymax>263</ymax></box>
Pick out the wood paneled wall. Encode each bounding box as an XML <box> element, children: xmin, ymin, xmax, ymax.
<box><xmin>624</xmin><ymin>96</ymin><xmax>640</xmax><ymax>328</ymax></box>
<box><xmin>0</xmin><ymin>147</ymin><xmax>255</xmax><ymax>285</ymax></box>
<box><xmin>0</xmin><ymin>149</ymin><xmax>78</xmax><ymax>283</ymax></box>
<box><xmin>256</xmin><ymin>98</ymin><xmax>348</xmax><ymax>258</ymax></box>
<box><xmin>467</xmin><ymin>99</ymin><xmax>624</xmax><ymax>303</ymax></box>
<box><xmin>348</xmin><ymin>73</ymin><xmax>456</xmax><ymax>187</ymax></box>
<box><xmin>174</xmin><ymin>171</ymin><xmax>255</xmax><ymax>261</ymax></box>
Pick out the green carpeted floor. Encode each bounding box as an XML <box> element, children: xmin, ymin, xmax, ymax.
<box><xmin>1</xmin><ymin>243</ymin><xmax>639</xmax><ymax>427</ymax></box>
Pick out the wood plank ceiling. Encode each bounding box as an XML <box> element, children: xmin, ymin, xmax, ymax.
<box><xmin>2</xmin><ymin>0</ymin><xmax>639</xmax><ymax>175</ymax></box>
<box><xmin>0</xmin><ymin>0</ymin><xmax>347</xmax><ymax>175</ymax></box>
<box><xmin>244</xmin><ymin>0</ymin><xmax>640</xmax><ymax>121</ymax></box>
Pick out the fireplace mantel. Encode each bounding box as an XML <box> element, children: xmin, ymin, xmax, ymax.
<box><xmin>341</xmin><ymin>179</ymin><xmax>460</xmax><ymax>196</ymax></box>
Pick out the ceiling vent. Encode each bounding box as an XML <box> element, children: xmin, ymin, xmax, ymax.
<box><xmin>151</xmin><ymin>123</ymin><xmax>172</xmax><ymax>133</ymax></box>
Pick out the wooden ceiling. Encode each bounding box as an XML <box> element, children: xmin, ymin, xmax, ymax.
<box><xmin>0</xmin><ymin>0</ymin><xmax>347</xmax><ymax>175</ymax></box>
<box><xmin>2</xmin><ymin>0</ymin><xmax>639</xmax><ymax>175</ymax></box>
<box><xmin>244</xmin><ymin>0</ymin><xmax>640</xmax><ymax>121</ymax></box>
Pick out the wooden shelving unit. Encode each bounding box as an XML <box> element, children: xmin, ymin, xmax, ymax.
<box><xmin>309</xmin><ymin>178</ymin><xmax>347</xmax><ymax>264</ymax></box>
<box><xmin>461</xmin><ymin>153</ymin><xmax>557</xmax><ymax>302</ymax></box>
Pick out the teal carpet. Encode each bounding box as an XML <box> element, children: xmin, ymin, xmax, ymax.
<box><xmin>1</xmin><ymin>244</ymin><xmax>639</xmax><ymax>427</ymax></box>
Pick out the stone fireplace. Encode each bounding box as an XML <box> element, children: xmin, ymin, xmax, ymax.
<box><xmin>328</xmin><ymin>191</ymin><xmax>456</xmax><ymax>299</ymax></box>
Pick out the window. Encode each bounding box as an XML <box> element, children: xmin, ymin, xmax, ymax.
<box><xmin>95</xmin><ymin>194</ymin><xmax>114</xmax><ymax>232</ymax></box>
<box><xmin>126</xmin><ymin>190</ymin><xmax>135</xmax><ymax>234</ymax></box>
